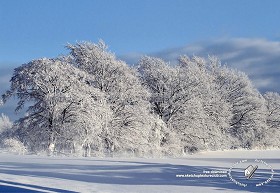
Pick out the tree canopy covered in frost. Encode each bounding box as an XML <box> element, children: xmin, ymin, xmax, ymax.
<box><xmin>67</xmin><ymin>42</ymin><xmax>154</xmax><ymax>155</ymax></box>
<box><xmin>209</xmin><ymin>60</ymin><xmax>269</xmax><ymax>148</ymax></box>
<box><xmin>1</xmin><ymin>41</ymin><xmax>280</xmax><ymax>156</ymax></box>
<box><xmin>2</xmin><ymin>58</ymin><xmax>110</xmax><ymax>155</ymax></box>
<box><xmin>264</xmin><ymin>92</ymin><xmax>280</xmax><ymax>146</ymax></box>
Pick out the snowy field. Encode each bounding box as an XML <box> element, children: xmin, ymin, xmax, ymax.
<box><xmin>0</xmin><ymin>150</ymin><xmax>279</xmax><ymax>193</ymax></box>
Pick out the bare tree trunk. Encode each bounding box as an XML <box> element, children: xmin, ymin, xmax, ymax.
<box><xmin>83</xmin><ymin>142</ymin><xmax>91</xmax><ymax>157</ymax></box>
<box><xmin>48</xmin><ymin>132</ymin><xmax>56</xmax><ymax>156</ymax></box>
<box><xmin>71</xmin><ymin>142</ymin><xmax>76</xmax><ymax>154</ymax></box>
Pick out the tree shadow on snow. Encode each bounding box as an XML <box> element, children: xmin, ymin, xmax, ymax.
<box><xmin>0</xmin><ymin>159</ymin><xmax>279</xmax><ymax>193</ymax></box>
<box><xmin>0</xmin><ymin>180</ymin><xmax>78</xmax><ymax>193</ymax></box>
<box><xmin>0</xmin><ymin>184</ymin><xmax>40</xmax><ymax>193</ymax></box>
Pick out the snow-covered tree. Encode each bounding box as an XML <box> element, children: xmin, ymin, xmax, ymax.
<box><xmin>67</xmin><ymin>41</ymin><xmax>153</xmax><ymax>155</ymax></box>
<box><xmin>264</xmin><ymin>92</ymin><xmax>280</xmax><ymax>147</ymax></box>
<box><xmin>137</xmin><ymin>55</ymin><xmax>232</xmax><ymax>152</ymax></box>
<box><xmin>137</xmin><ymin>56</ymin><xmax>194</xmax><ymax>153</ymax></box>
<box><xmin>177</xmin><ymin>56</ymin><xmax>232</xmax><ymax>150</ymax></box>
<box><xmin>179</xmin><ymin>56</ymin><xmax>232</xmax><ymax>149</ymax></box>
<box><xmin>209</xmin><ymin>56</ymin><xmax>268</xmax><ymax>149</ymax></box>
<box><xmin>137</xmin><ymin>56</ymin><xmax>199</xmax><ymax>124</ymax></box>
<box><xmin>2</xmin><ymin>58</ymin><xmax>111</xmax><ymax>155</ymax></box>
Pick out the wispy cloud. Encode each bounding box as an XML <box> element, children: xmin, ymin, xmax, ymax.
<box><xmin>120</xmin><ymin>38</ymin><xmax>280</xmax><ymax>93</ymax></box>
<box><xmin>0</xmin><ymin>68</ymin><xmax>13</xmax><ymax>94</ymax></box>
<box><xmin>0</xmin><ymin>74</ymin><xmax>10</xmax><ymax>85</ymax></box>
<box><xmin>0</xmin><ymin>66</ymin><xmax>21</xmax><ymax>121</ymax></box>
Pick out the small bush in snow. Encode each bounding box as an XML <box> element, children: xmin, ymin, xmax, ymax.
<box><xmin>0</xmin><ymin>113</ymin><xmax>12</xmax><ymax>133</ymax></box>
<box><xmin>3</xmin><ymin>138</ymin><xmax>27</xmax><ymax>155</ymax></box>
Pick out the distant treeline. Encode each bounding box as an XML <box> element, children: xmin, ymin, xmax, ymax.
<box><xmin>1</xmin><ymin>41</ymin><xmax>279</xmax><ymax>157</ymax></box>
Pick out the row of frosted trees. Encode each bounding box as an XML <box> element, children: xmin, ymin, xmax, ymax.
<box><xmin>1</xmin><ymin>41</ymin><xmax>280</xmax><ymax>156</ymax></box>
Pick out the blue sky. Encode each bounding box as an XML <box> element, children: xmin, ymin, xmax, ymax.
<box><xmin>1</xmin><ymin>0</ymin><xmax>280</xmax><ymax>63</ymax></box>
<box><xmin>1</xmin><ymin>0</ymin><xmax>280</xmax><ymax>119</ymax></box>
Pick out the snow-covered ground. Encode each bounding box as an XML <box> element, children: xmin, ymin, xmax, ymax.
<box><xmin>0</xmin><ymin>150</ymin><xmax>279</xmax><ymax>193</ymax></box>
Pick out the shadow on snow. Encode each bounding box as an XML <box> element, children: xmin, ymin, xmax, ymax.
<box><xmin>0</xmin><ymin>180</ymin><xmax>77</xmax><ymax>193</ymax></box>
<box><xmin>0</xmin><ymin>158</ymin><xmax>279</xmax><ymax>193</ymax></box>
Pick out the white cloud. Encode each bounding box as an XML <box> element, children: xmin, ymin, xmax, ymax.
<box><xmin>253</xmin><ymin>78</ymin><xmax>273</xmax><ymax>89</ymax></box>
<box><xmin>0</xmin><ymin>74</ymin><xmax>10</xmax><ymax>85</ymax></box>
<box><xmin>0</xmin><ymin>68</ymin><xmax>13</xmax><ymax>95</ymax></box>
<box><xmin>121</xmin><ymin>37</ymin><xmax>280</xmax><ymax>93</ymax></box>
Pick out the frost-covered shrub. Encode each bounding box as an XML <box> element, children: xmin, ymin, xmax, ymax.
<box><xmin>3</xmin><ymin>138</ymin><xmax>27</xmax><ymax>155</ymax></box>
<box><xmin>0</xmin><ymin>113</ymin><xmax>12</xmax><ymax>133</ymax></box>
